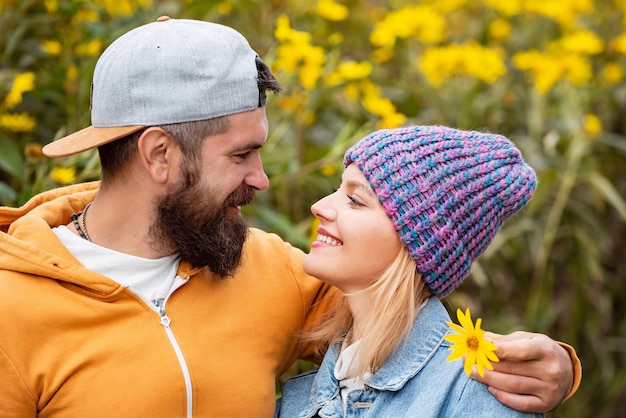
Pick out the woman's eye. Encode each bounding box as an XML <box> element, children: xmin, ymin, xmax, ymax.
<box><xmin>347</xmin><ymin>194</ymin><xmax>363</xmax><ymax>206</ymax></box>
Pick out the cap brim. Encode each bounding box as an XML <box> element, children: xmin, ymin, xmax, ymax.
<box><xmin>42</xmin><ymin>125</ymin><xmax>145</xmax><ymax>157</ymax></box>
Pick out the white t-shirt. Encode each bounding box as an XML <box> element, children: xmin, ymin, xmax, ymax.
<box><xmin>335</xmin><ymin>339</ymin><xmax>372</xmax><ymax>414</ymax></box>
<box><xmin>53</xmin><ymin>225</ymin><xmax>182</xmax><ymax>308</ymax></box>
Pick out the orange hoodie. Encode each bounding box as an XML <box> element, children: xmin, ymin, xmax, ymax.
<box><xmin>0</xmin><ymin>183</ymin><xmax>335</xmax><ymax>417</ymax></box>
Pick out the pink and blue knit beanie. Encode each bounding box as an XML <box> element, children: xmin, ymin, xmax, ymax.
<box><xmin>344</xmin><ymin>125</ymin><xmax>537</xmax><ymax>298</ymax></box>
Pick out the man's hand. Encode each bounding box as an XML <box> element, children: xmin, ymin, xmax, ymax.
<box><xmin>470</xmin><ymin>331</ymin><xmax>574</xmax><ymax>413</ymax></box>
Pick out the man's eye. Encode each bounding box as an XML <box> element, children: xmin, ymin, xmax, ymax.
<box><xmin>235</xmin><ymin>152</ymin><xmax>250</xmax><ymax>159</ymax></box>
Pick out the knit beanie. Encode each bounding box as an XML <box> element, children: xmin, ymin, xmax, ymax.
<box><xmin>344</xmin><ymin>125</ymin><xmax>537</xmax><ymax>298</ymax></box>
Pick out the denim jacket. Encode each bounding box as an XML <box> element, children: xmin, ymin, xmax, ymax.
<box><xmin>277</xmin><ymin>298</ymin><xmax>543</xmax><ymax>418</ymax></box>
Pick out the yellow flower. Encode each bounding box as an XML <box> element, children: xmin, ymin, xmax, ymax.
<box><xmin>50</xmin><ymin>167</ymin><xmax>77</xmax><ymax>185</ymax></box>
<box><xmin>483</xmin><ymin>0</ymin><xmax>521</xmax><ymax>16</ymax></box>
<box><xmin>361</xmin><ymin>94</ymin><xmax>395</xmax><ymax>118</ymax></box>
<box><xmin>557</xmin><ymin>29</ymin><xmax>603</xmax><ymax>55</ymax></box>
<box><xmin>610</xmin><ymin>33</ymin><xmax>626</xmax><ymax>55</ymax></box>
<box><xmin>4</xmin><ymin>72</ymin><xmax>35</xmax><ymax>110</ymax></box>
<box><xmin>584</xmin><ymin>114</ymin><xmax>602</xmax><ymax>137</ymax></box>
<box><xmin>320</xmin><ymin>164</ymin><xmax>337</xmax><ymax>176</ymax></box>
<box><xmin>71</xmin><ymin>9</ymin><xmax>100</xmax><ymax>25</ymax></box>
<box><xmin>444</xmin><ymin>308</ymin><xmax>499</xmax><ymax>377</ymax></box>
<box><xmin>601</xmin><ymin>63</ymin><xmax>623</xmax><ymax>85</ymax></box>
<box><xmin>217</xmin><ymin>1</ymin><xmax>233</xmax><ymax>14</ymax></box>
<box><xmin>370</xmin><ymin>5</ymin><xmax>446</xmax><ymax>48</ymax></box>
<box><xmin>0</xmin><ymin>112</ymin><xmax>36</xmax><ymax>132</ymax></box>
<box><xmin>75</xmin><ymin>39</ymin><xmax>103</xmax><ymax>57</ymax></box>
<box><xmin>337</xmin><ymin>61</ymin><xmax>372</xmax><ymax>80</ymax></box>
<box><xmin>380</xmin><ymin>112</ymin><xmax>406</xmax><ymax>129</ymax></box>
<box><xmin>44</xmin><ymin>0</ymin><xmax>58</xmax><ymax>12</ymax></box>
<box><xmin>41</xmin><ymin>40</ymin><xmax>62</xmax><ymax>55</ymax></box>
<box><xmin>315</xmin><ymin>0</ymin><xmax>348</xmax><ymax>21</ymax></box>
<box><xmin>419</xmin><ymin>43</ymin><xmax>506</xmax><ymax>87</ymax></box>
<box><xmin>488</xmin><ymin>18</ymin><xmax>512</xmax><ymax>42</ymax></box>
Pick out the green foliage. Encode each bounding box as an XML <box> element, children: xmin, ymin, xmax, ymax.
<box><xmin>1</xmin><ymin>1</ymin><xmax>626</xmax><ymax>416</ymax></box>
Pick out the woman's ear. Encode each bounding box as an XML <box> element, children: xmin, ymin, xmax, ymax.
<box><xmin>137</xmin><ymin>127</ymin><xmax>179</xmax><ymax>184</ymax></box>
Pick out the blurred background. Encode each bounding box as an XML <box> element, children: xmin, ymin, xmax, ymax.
<box><xmin>1</xmin><ymin>0</ymin><xmax>625</xmax><ymax>416</ymax></box>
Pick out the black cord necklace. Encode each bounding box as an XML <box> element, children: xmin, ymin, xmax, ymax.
<box><xmin>70</xmin><ymin>202</ymin><xmax>92</xmax><ymax>241</ymax></box>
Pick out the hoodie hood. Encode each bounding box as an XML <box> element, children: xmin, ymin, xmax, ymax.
<box><xmin>0</xmin><ymin>182</ymin><xmax>127</xmax><ymax>297</ymax></box>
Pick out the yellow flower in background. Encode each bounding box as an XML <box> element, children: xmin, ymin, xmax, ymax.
<box><xmin>75</xmin><ymin>39</ymin><xmax>103</xmax><ymax>57</ymax></box>
<box><xmin>0</xmin><ymin>113</ymin><xmax>37</xmax><ymax>132</ymax></box>
<box><xmin>482</xmin><ymin>0</ymin><xmax>521</xmax><ymax>16</ymax></box>
<box><xmin>217</xmin><ymin>1</ymin><xmax>233</xmax><ymax>15</ymax></box>
<box><xmin>67</xmin><ymin>65</ymin><xmax>79</xmax><ymax>82</ymax></box>
<box><xmin>309</xmin><ymin>217</ymin><xmax>321</xmax><ymax>245</ymax></box>
<box><xmin>41</xmin><ymin>40</ymin><xmax>62</xmax><ymax>55</ymax></box>
<box><xmin>299</xmin><ymin>46</ymin><xmax>326</xmax><ymax>89</ymax></box>
<box><xmin>610</xmin><ymin>33</ymin><xmax>626</xmax><ymax>55</ymax></box>
<box><xmin>371</xmin><ymin>47</ymin><xmax>394</xmax><ymax>63</ymax></box>
<box><xmin>444</xmin><ymin>308</ymin><xmax>499</xmax><ymax>377</ymax></box>
<box><xmin>328</xmin><ymin>32</ymin><xmax>344</xmax><ymax>45</ymax></box>
<box><xmin>419</xmin><ymin>43</ymin><xmax>506</xmax><ymax>87</ymax></box>
<box><xmin>315</xmin><ymin>0</ymin><xmax>348</xmax><ymax>21</ymax></box>
<box><xmin>4</xmin><ymin>72</ymin><xmax>35</xmax><ymax>110</ymax></box>
<box><xmin>370</xmin><ymin>5</ymin><xmax>446</xmax><ymax>48</ymax></box>
<box><xmin>361</xmin><ymin>94</ymin><xmax>395</xmax><ymax>117</ymax></box>
<box><xmin>601</xmin><ymin>63</ymin><xmax>623</xmax><ymax>85</ymax></box>
<box><xmin>274</xmin><ymin>15</ymin><xmax>326</xmax><ymax>90</ymax></box>
<box><xmin>320</xmin><ymin>164</ymin><xmax>337</xmax><ymax>176</ymax></box>
<box><xmin>513</xmin><ymin>50</ymin><xmax>591</xmax><ymax>94</ymax></box>
<box><xmin>342</xmin><ymin>83</ymin><xmax>360</xmax><ymax>101</ymax></box>
<box><xmin>584</xmin><ymin>114</ymin><xmax>602</xmax><ymax>137</ymax></box>
<box><xmin>96</xmin><ymin>0</ymin><xmax>133</xmax><ymax>16</ymax></box>
<box><xmin>380</xmin><ymin>112</ymin><xmax>406</xmax><ymax>129</ymax></box>
<box><xmin>561</xmin><ymin>54</ymin><xmax>592</xmax><ymax>86</ymax></box>
<box><xmin>337</xmin><ymin>61</ymin><xmax>372</xmax><ymax>80</ymax></box>
<box><xmin>488</xmin><ymin>18</ymin><xmax>512</xmax><ymax>42</ymax></box>
<box><xmin>326</xmin><ymin>60</ymin><xmax>373</xmax><ymax>86</ymax></box>
<box><xmin>71</xmin><ymin>8</ymin><xmax>99</xmax><ymax>25</ymax></box>
<box><xmin>431</xmin><ymin>0</ymin><xmax>466</xmax><ymax>14</ymax></box>
<box><xmin>556</xmin><ymin>29</ymin><xmax>604</xmax><ymax>55</ymax></box>
<box><xmin>50</xmin><ymin>167</ymin><xmax>77</xmax><ymax>185</ymax></box>
<box><xmin>523</xmin><ymin>0</ymin><xmax>592</xmax><ymax>29</ymax></box>
<box><xmin>44</xmin><ymin>0</ymin><xmax>58</xmax><ymax>12</ymax></box>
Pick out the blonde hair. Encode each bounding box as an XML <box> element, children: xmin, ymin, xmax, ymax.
<box><xmin>304</xmin><ymin>247</ymin><xmax>432</xmax><ymax>377</ymax></box>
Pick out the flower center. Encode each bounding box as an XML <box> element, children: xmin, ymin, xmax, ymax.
<box><xmin>466</xmin><ymin>336</ymin><xmax>480</xmax><ymax>350</ymax></box>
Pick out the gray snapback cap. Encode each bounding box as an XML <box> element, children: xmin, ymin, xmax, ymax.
<box><xmin>43</xmin><ymin>16</ymin><xmax>263</xmax><ymax>157</ymax></box>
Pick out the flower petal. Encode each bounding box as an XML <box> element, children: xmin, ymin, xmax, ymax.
<box><xmin>457</xmin><ymin>308</ymin><xmax>474</xmax><ymax>332</ymax></box>
<box><xmin>444</xmin><ymin>334</ymin><xmax>468</xmax><ymax>344</ymax></box>
<box><xmin>446</xmin><ymin>345</ymin><xmax>468</xmax><ymax>362</ymax></box>
<box><xmin>464</xmin><ymin>350</ymin><xmax>477</xmax><ymax>376</ymax></box>
<box><xmin>447</xmin><ymin>323</ymin><xmax>468</xmax><ymax>336</ymax></box>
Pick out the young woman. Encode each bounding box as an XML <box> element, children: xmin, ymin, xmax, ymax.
<box><xmin>277</xmin><ymin>125</ymin><xmax>543</xmax><ymax>417</ymax></box>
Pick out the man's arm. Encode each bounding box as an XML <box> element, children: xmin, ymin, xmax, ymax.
<box><xmin>470</xmin><ymin>331</ymin><xmax>581</xmax><ymax>413</ymax></box>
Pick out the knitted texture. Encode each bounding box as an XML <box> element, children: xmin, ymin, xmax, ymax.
<box><xmin>344</xmin><ymin>125</ymin><xmax>537</xmax><ymax>298</ymax></box>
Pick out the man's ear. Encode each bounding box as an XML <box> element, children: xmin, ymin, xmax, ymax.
<box><xmin>137</xmin><ymin>127</ymin><xmax>179</xmax><ymax>184</ymax></box>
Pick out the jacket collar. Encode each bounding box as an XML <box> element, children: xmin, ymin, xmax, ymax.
<box><xmin>302</xmin><ymin>297</ymin><xmax>451</xmax><ymax>415</ymax></box>
<box><xmin>366</xmin><ymin>297</ymin><xmax>450</xmax><ymax>390</ymax></box>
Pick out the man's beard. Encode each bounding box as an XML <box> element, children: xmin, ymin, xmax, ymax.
<box><xmin>151</xmin><ymin>179</ymin><xmax>255</xmax><ymax>277</ymax></box>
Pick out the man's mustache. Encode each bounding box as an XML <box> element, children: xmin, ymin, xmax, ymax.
<box><xmin>224</xmin><ymin>186</ymin><xmax>255</xmax><ymax>208</ymax></box>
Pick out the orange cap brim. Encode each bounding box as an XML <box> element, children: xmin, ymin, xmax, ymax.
<box><xmin>42</xmin><ymin>124</ymin><xmax>145</xmax><ymax>157</ymax></box>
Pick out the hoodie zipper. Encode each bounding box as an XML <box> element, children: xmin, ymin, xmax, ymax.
<box><xmin>140</xmin><ymin>276</ymin><xmax>193</xmax><ymax>417</ymax></box>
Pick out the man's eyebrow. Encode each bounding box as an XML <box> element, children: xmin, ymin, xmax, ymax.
<box><xmin>230</xmin><ymin>141</ymin><xmax>264</xmax><ymax>152</ymax></box>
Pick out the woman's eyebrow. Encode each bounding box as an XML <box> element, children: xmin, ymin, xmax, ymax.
<box><xmin>344</xmin><ymin>179</ymin><xmax>376</xmax><ymax>197</ymax></box>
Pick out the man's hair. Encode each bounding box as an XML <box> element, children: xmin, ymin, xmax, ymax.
<box><xmin>98</xmin><ymin>56</ymin><xmax>281</xmax><ymax>182</ymax></box>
